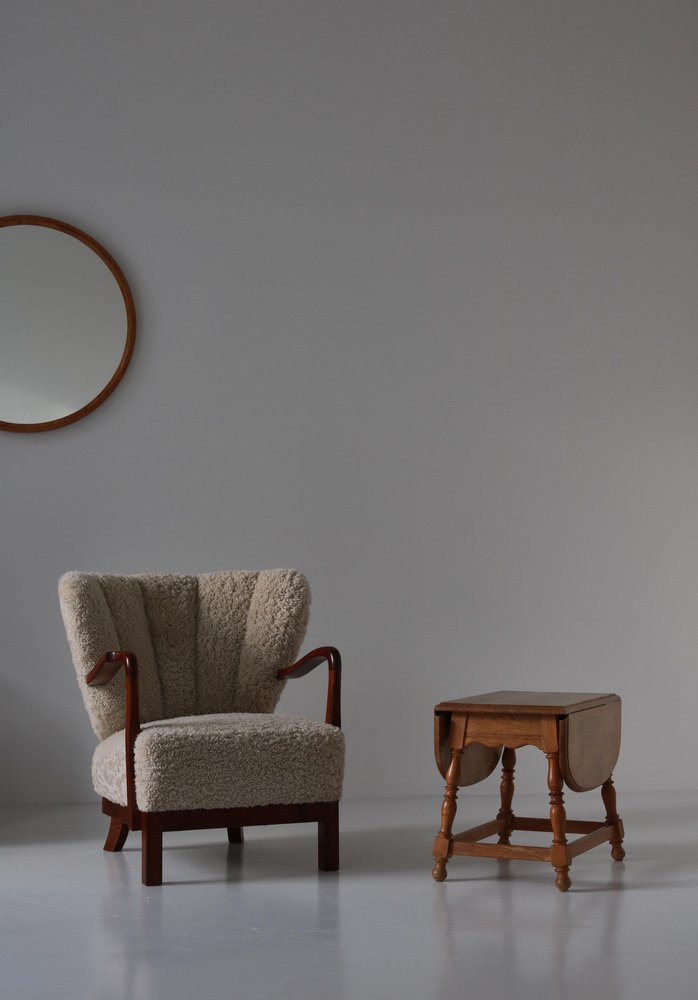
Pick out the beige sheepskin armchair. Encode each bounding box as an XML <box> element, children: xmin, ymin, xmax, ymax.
<box><xmin>59</xmin><ymin>570</ymin><xmax>344</xmax><ymax>885</ymax></box>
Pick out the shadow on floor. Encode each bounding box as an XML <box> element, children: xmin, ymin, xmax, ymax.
<box><xmin>109</xmin><ymin>825</ymin><xmax>698</xmax><ymax>892</ymax></box>
<box><xmin>4</xmin><ymin>802</ymin><xmax>698</xmax><ymax>895</ymax></box>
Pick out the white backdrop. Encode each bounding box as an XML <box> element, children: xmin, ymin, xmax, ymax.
<box><xmin>2</xmin><ymin>0</ymin><xmax>697</xmax><ymax>801</ymax></box>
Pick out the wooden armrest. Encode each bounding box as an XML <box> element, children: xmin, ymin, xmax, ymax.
<box><xmin>86</xmin><ymin>651</ymin><xmax>141</xmax><ymax>829</ymax></box>
<box><xmin>86</xmin><ymin>650</ymin><xmax>139</xmax><ymax>686</ymax></box>
<box><xmin>277</xmin><ymin>646</ymin><xmax>342</xmax><ymax>728</ymax></box>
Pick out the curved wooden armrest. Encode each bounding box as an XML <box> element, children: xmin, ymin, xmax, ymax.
<box><xmin>86</xmin><ymin>650</ymin><xmax>139</xmax><ymax>686</ymax></box>
<box><xmin>86</xmin><ymin>651</ymin><xmax>141</xmax><ymax>829</ymax></box>
<box><xmin>277</xmin><ymin>646</ymin><xmax>342</xmax><ymax>728</ymax></box>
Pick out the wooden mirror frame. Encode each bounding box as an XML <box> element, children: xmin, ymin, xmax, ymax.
<box><xmin>0</xmin><ymin>215</ymin><xmax>136</xmax><ymax>433</ymax></box>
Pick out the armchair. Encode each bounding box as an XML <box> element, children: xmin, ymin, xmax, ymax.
<box><xmin>59</xmin><ymin>571</ymin><xmax>344</xmax><ymax>886</ymax></box>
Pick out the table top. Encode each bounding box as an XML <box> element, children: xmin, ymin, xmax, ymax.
<box><xmin>434</xmin><ymin>690</ymin><xmax>620</xmax><ymax>716</ymax></box>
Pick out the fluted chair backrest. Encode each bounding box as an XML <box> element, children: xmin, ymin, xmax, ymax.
<box><xmin>59</xmin><ymin>570</ymin><xmax>310</xmax><ymax>740</ymax></box>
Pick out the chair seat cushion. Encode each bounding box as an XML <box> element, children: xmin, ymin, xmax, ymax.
<box><xmin>92</xmin><ymin>713</ymin><xmax>345</xmax><ymax>812</ymax></box>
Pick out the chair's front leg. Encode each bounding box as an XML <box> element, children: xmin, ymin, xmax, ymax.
<box><xmin>318</xmin><ymin>802</ymin><xmax>339</xmax><ymax>871</ymax></box>
<box><xmin>103</xmin><ymin>817</ymin><xmax>129</xmax><ymax>852</ymax></box>
<box><xmin>227</xmin><ymin>826</ymin><xmax>244</xmax><ymax>844</ymax></box>
<box><xmin>141</xmin><ymin>815</ymin><xmax>163</xmax><ymax>886</ymax></box>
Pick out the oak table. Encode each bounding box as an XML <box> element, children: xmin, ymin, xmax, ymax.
<box><xmin>431</xmin><ymin>690</ymin><xmax>625</xmax><ymax>891</ymax></box>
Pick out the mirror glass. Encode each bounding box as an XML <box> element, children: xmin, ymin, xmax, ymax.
<box><xmin>0</xmin><ymin>216</ymin><xmax>136</xmax><ymax>432</ymax></box>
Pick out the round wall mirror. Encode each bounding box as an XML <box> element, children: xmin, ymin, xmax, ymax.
<box><xmin>0</xmin><ymin>215</ymin><xmax>136</xmax><ymax>433</ymax></box>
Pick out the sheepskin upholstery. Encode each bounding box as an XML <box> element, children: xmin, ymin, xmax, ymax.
<box><xmin>93</xmin><ymin>713</ymin><xmax>345</xmax><ymax>812</ymax></box>
<box><xmin>59</xmin><ymin>570</ymin><xmax>311</xmax><ymax>740</ymax></box>
<box><xmin>59</xmin><ymin>570</ymin><xmax>344</xmax><ymax>813</ymax></box>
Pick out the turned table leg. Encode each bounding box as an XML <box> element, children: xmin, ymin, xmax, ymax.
<box><xmin>432</xmin><ymin>748</ymin><xmax>463</xmax><ymax>882</ymax></box>
<box><xmin>496</xmin><ymin>747</ymin><xmax>516</xmax><ymax>845</ymax></box>
<box><xmin>602</xmin><ymin>776</ymin><xmax>626</xmax><ymax>861</ymax></box>
<box><xmin>547</xmin><ymin>752</ymin><xmax>571</xmax><ymax>892</ymax></box>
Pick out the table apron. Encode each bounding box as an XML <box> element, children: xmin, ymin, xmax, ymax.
<box><xmin>463</xmin><ymin>712</ymin><xmax>559</xmax><ymax>753</ymax></box>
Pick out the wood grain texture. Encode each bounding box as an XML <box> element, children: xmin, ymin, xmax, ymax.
<box><xmin>431</xmin><ymin>747</ymin><xmax>463</xmax><ymax>881</ymax></box>
<box><xmin>103</xmin><ymin>818</ymin><xmax>129</xmax><ymax>852</ymax></box>
<box><xmin>101</xmin><ymin>799</ymin><xmax>341</xmax><ymax>885</ymax></box>
<box><xmin>451</xmin><ymin>842</ymin><xmax>551</xmax><ymax>862</ymax></box>
<box><xmin>452</xmin><ymin>819</ymin><xmax>503</xmax><ymax>843</ymax></box>
<box><xmin>496</xmin><ymin>747</ymin><xmax>516</xmax><ymax>844</ymax></box>
<box><xmin>560</xmin><ymin>701</ymin><xmax>621</xmax><ymax>791</ymax></box>
<box><xmin>602</xmin><ymin>777</ymin><xmax>626</xmax><ymax>861</ymax></box>
<box><xmin>513</xmin><ymin>817</ymin><xmax>605</xmax><ymax>835</ymax></box>
<box><xmin>434</xmin><ymin>711</ymin><xmax>501</xmax><ymax>786</ymax></box>
<box><xmin>547</xmin><ymin>751</ymin><xmax>571</xmax><ymax>891</ymax></box>
<box><xmin>277</xmin><ymin>646</ymin><xmax>341</xmax><ymax>728</ymax></box>
<box><xmin>431</xmin><ymin>690</ymin><xmax>625</xmax><ymax>890</ymax></box>
<box><xmin>566</xmin><ymin>824</ymin><xmax>615</xmax><ymax>859</ymax></box>
<box><xmin>465</xmin><ymin>713</ymin><xmax>546</xmax><ymax>750</ymax></box>
<box><xmin>435</xmin><ymin>690</ymin><xmax>619</xmax><ymax>715</ymax></box>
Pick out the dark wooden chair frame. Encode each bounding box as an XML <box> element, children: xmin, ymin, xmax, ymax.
<box><xmin>86</xmin><ymin>646</ymin><xmax>342</xmax><ymax>886</ymax></box>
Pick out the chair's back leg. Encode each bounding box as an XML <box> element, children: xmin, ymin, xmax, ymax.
<box><xmin>141</xmin><ymin>815</ymin><xmax>163</xmax><ymax>885</ymax></box>
<box><xmin>227</xmin><ymin>826</ymin><xmax>244</xmax><ymax>844</ymax></box>
<box><xmin>318</xmin><ymin>802</ymin><xmax>339</xmax><ymax>871</ymax></box>
<box><xmin>103</xmin><ymin>817</ymin><xmax>129</xmax><ymax>852</ymax></box>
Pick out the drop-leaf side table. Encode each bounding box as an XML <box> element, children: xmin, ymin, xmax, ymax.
<box><xmin>431</xmin><ymin>690</ymin><xmax>625</xmax><ymax>891</ymax></box>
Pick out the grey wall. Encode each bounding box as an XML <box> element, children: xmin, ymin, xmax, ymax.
<box><xmin>2</xmin><ymin>1</ymin><xmax>697</xmax><ymax>802</ymax></box>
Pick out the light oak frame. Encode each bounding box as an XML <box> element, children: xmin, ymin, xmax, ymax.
<box><xmin>431</xmin><ymin>692</ymin><xmax>625</xmax><ymax>892</ymax></box>
<box><xmin>87</xmin><ymin>647</ymin><xmax>342</xmax><ymax>886</ymax></box>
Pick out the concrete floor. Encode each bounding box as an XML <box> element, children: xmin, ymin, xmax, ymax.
<box><xmin>1</xmin><ymin>792</ymin><xmax>697</xmax><ymax>1000</ymax></box>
